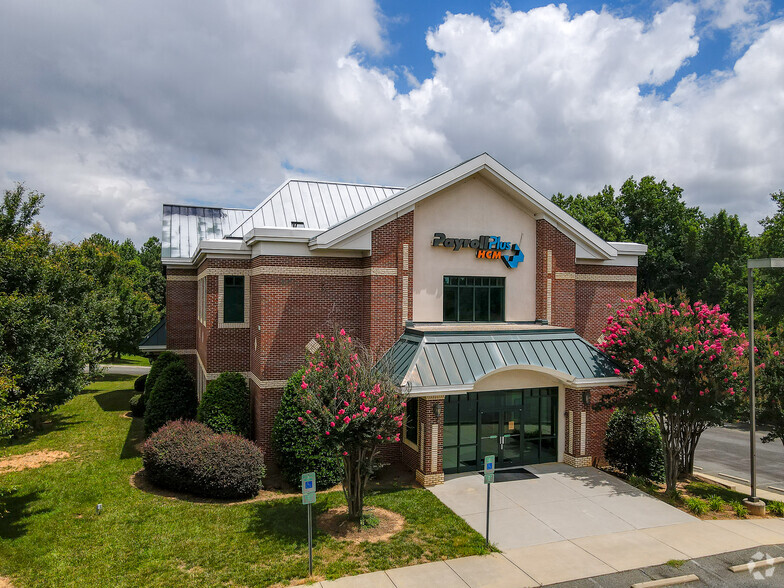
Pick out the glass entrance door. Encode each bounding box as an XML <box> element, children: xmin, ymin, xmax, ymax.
<box><xmin>479</xmin><ymin>408</ymin><xmax>523</xmax><ymax>469</ymax></box>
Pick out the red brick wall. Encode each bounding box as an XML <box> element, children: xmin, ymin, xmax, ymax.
<box><xmin>575</xmin><ymin>265</ymin><xmax>638</xmax><ymax>344</ymax></box>
<box><xmin>536</xmin><ymin>219</ymin><xmax>576</xmax><ymax>328</ymax></box>
<box><xmin>166</xmin><ymin>268</ymin><xmax>197</xmax><ymax>352</ymax></box>
<box><xmin>366</xmin><ymin>211</ymin><xmax>413</xmax><ymax>353</ymax></box>
<box><xmin>194</xmin><ymin>258</ymin><xmax>251</xmax><ymax>375</ymax></box>
<box><xmin>564</xmin><ymin>386</ymin><xmax>614</xmax><ymax>463</ymax></box>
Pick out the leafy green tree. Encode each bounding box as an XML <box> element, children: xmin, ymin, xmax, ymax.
<box><xmin>139</xmin><ymin>236</ymin><xmax>165</xmax><ymax>309</ymax></box>
<box><xmin>0</xmin><ymin>193</ymin><xmax>98</xmax><ymax>419</ymax></box>
<box><xmin>693</xmin><ymin>210</ymin><xmax>754</xmax><ymax>328</ymax></box>
<box><xmin>618</xmin><ymin>176</ymin><xmax>703</xmax><ymax>298</ymax></box>
<box><xmin>0</xmin><ymin>184</ymin><xmax>43</xmax><ymax>240</ymax></box>
<box><xmin>604</xmin><ymin>408</ymin><xmax>664</xmax><ymax>482</ymax></box>
<box><xmin>0</xmin><ymin>369</ymin><xmax>39</xmax><ymax>439</ymax></box>
<box><xmin>757</xmin><ymin>190</ymin><xmax>784</xmax><ymax>328</ymax></box>
<box><xmin>272</xmin><ymin>369</ymin><xmax>344</xmax><ymax>489</ymax></box>
<box><xmin>551</xmin><ymin>186</ymin><xmax>627</xmax><ymax>242</ymax></box>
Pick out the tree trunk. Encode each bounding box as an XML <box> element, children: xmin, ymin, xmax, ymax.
<box><xmin>341</xmin><ymin>445</ymin><xmax>378</xmax><ymax>521</ymax></box>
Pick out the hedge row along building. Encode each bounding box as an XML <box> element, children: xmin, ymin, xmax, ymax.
<box><xmin>148</xmin><ymin>154</ymin><xmax>646</xmax><ymax>486</ymax></box>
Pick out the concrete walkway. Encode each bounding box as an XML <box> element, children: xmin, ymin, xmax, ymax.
<box><xmin>318</xmin><ymin>519</ymin><xmax>784</xmax><ymax>587</ymax></box>
<box><xmin>97</xmin><ymin>364</ymin><xmax>150</xmax><ymax>376</ymax></box>
<box><xmin>429</xmin><ymin>464</ymin><xmax>695</xmax><ymax>550</ymax></box>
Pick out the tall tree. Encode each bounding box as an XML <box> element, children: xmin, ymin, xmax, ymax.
<box><xmin>618</xmin><ymin>176</ymin><xmax>703</xmax><ymax>297</ymax></box>
<box><xmin>757</xmin><ymin>190</ymin><xmax>784</xmax><ymax>328</ymax></box>
<box><xmin>0</xmin><ymin>184</ymin><xmax>43</xmax><ymax>240</ymax></box>
<box><xmin>551</xmin><ymin>186</ymin><xmax>627</xmax><ymax>242</ymax></box>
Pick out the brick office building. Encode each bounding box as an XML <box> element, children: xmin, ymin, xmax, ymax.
<box><xmin>153</xmin><ymin>154</ymin><xmax>646</xmax><ymax>486</ymax></box>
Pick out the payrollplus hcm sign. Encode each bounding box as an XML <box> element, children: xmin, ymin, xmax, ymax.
<box><xmin>431</xmin><ymin>232</ymin><xmax>524</xmax><ymax>269</ymax></box>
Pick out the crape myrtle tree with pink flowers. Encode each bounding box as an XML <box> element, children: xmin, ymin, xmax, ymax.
<box><xmin>296</xmin><ymin>329</ymin><xmax>406</xmax><ymax>521</ymax></box>
<box><xmin>756</xmin><ymin>327</ymin><xmax>784</xmax><ymax>448</ymax></box>
<box><xmin>597</xmin><ymin>292</ymin><xmax>747</xmax><ymax>493</ymax></box>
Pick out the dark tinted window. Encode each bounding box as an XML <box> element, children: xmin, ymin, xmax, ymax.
<box><xmin>443</xmin><ymin>276</ymin><xmax>504</xmax><ymax>322</ymax></box>
<box><xmin>224</xmin><ymin>275</ymin><xmax>245</xmax><ymax>323</ymax></box>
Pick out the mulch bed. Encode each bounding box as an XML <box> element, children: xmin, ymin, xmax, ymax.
<box><xmin>317</xmin><ymin>506</ymin><xmax>405</xmax><ymax>543</ymax></box>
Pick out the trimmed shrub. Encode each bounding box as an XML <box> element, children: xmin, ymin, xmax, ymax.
<box><xmin>604</xmin><ymin>408</ymin><xmax>665</xmax><ymax>483</ymax></box>
<box><xmin>129</xmin><ymin>394</ymin><xmax>145</xmax><ymax>418</ymax></box>
<box><xmin>272</xmin><ymin>369</ymin><xmax>343</xmax><ymax>489</ymax></box>
<box><xmin>144</xmin><ymin>362</ymin><xmax>197</xmax><ymax>436</ymax></box>
<box><xmin>685</xmin><ymin>497</ymin><xmax>708</xmax><ymax>515</ymax></box>
<box><xmin>197</xmin><ymin>372</ymin><xmax>251</xmax><ymax>437</ymax></box>
<box><xmin>134</xmin><ymin>374</ymin><xmax>147</xmax><ymax>393</ymax></box>
<box><xmin>143</xmin><ymin>351</ymin><xmax>183</xmax><ymax>401</ymax></box>
<box><xmin>142</xmin><ymin>420</ymin><xmax>265</xmax><ymax>498</ymax></box>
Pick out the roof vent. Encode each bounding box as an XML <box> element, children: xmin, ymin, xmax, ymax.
<box><xmin>291</xmin><ymin>221</ymin><xmax>305</xmax><ymax>228</ymax></box>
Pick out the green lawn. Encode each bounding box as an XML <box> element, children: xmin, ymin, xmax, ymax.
<box><xmin>113</xmin><ymin>354</ymin><xmax>150</xmax><ymax>366</ymax></box>
<box><xmin>0</xmin><ymin>376</ymin><xmax>488</xmax><ymax>587</ymax></box>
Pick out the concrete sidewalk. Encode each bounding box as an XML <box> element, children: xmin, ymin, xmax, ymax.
<box><xmin>317</xmin><ymin>519</ymin><xmax>784</xmax><ymax>587</ymax></box>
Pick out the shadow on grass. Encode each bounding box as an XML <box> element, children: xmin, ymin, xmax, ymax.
<box><xmin>91</xmin><ymin>374</ymin><xmax>138</xmax><ymax>383</ymax></box>
<box><xmin>247</xmin><ymin>498</ymin><xmax>330</xmax><ymax>544</ymax></box>
<box><xmin>1</xmin><ymin>414</ymin><xmax>85</xmax><ymax>450</ymax></box>
<box><xmin>93</xmin><ymin>388</ymin><xmax>136</xmax><ymax>412</ymax></box>
<box><xmin>0</xmin><ymin>488</ymin><xmax>48</xmax><ymax>539</ymax></box>
<box><xmin>121</xmin><ymin>415</ymin><xmax>145</xmax><ymax>460</ymax></box>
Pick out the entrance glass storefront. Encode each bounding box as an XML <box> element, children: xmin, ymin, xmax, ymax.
<box><xmin>443</xmin><ymin>388</ymin><xmax>558</xmax><ymax>474</ymax></box>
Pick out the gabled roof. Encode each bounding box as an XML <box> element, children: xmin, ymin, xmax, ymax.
<box><xmin>381</xmin><ymin>327</ymin><xmax>623</xmax><ymax>392</ymax></box>
<box><xmin>162</xmin><ymin>205</ymin><xmax>251</xmax><ymax>259</ymax></box>
<box><xmin>309</xmin><ymin>153</ymin><xmax>629</xmax><ymax>261</ymax></box>
<box><xmin>139</xmin><ymin>318</ymin><xmax>166</xmax><ymax>350</ymax></box>
<box><xmin>226</xmin><ymin>179</ymin><xmax>402</xmax><ymax>238</ymax></box>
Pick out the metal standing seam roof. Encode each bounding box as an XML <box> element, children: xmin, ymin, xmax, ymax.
<box><xmin>161</xmin><ymin>205</ymin><xmax>252</xmax><ymax>259</ymax></box>
<box><xmin>139</xmin><ymin>318</ymin><xmax>166</xmax><ymax>349</ymax></box>
<box><xmin>381</xmin><ymin>329</ymin><xmax>620</xmax><ymax>388</ymax></box>
<box><xmin>226</xmin><ymin>180</ymin><xmax>403</xmax><ymax>237</ymax></box>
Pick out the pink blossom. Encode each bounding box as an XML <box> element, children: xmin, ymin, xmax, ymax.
<box><xmin>377</xmin><ymin>434</ymin><xmax>382</xmax><ymax>439</ymax></box>
<box><xmin>330</xmin><ymin>422</ymin><xmax>335</xmax><ymax>427</ymax></box>
<box><xmin>672</xmin><ymin>394</ymin><xmax>677</xmax><ymax>400</ymax></box>
<box><xmin>614</xmin><ymin>368</ymin><xmax>621</xmax><ymax>375</ymax></box>
<box><xmin>325</xmin><ymin>431</ymin><xmax>330</xmax><ymax>435</ymax></box>
<box><xmin>340</xmin><ymin>328</ymin><xmax>346</xmax><ymax>336</ymax></box>
<box><xmin>343</xmin><ymin>416</ymin><xmax>351</xmax><ymax>424</ymax></box>
<box><xmin>338</xmin><ymin>409</ymin><xmax>345</xmax><ymax>415</ymax></box>
<box><xmin>775</xmin><ymin>350</ymin><xmax>780</xmax><ymax>357</ymax></box>
<box><xmin>298</xmin><ymin>416</ymin><xmax>303</xmax><ymax>422</ymax></box>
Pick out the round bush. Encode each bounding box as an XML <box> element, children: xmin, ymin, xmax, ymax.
<box><xmin>134</xmin><ymin>374</ymin><xmax>147</xmax><ymax>393</ymax></box>
<box><xmin>142</xmin><ymin>420</ymin><xmax>266</xmax><ymax>498</ymax></box>
<box><xmin>143</xmin><ymin>351</ymin><xmax>184</xmax><ymax>401</ymax></box>
<box><xmin>272</xmin><ymin>369</ymin><xmax>343</xmax><ymax>489</ymax></box>
<box><xmin>197</xmin><ymin>372</ymin><xmax>251</xmax><ymax>437</ymax></box>
<box><xmin>129</xmin><ymin>394</ymin><xmax>145</xmax><ymax>418</ymax></box>
<box><xmin>604</xmin><ymin>408</ymin><xmax>665</xmax><ymax>482</ymax></box>
<box><xmin>144</xmin><ymin>362</ymin><xmax>198</xmax><ymax>436</ymax></box>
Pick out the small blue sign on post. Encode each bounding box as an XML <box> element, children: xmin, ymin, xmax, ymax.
<box><xmin>302</xmin><ymin>472</ymin><xmax>316</xmax><ymax>505</ymax></box>
<box><xmin>302</xmin><ymin>472</ymin><xmax>316</xmax><ymax>576</ymax></box>
<box><xmin>484</xmin><ymin>454</ymin><xmax>495</xmax><ymax>484</ymax></box>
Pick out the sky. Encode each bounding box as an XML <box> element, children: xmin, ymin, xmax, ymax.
<box><xmin>1</xmin><ymin>0</ymin><xmax>783</xmax><ymax>245</ymax></box>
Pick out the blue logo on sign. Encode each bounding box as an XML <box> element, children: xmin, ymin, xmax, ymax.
<box><xmin>305</xmin><ymin>481</ymin><xmax>313</xmax><ymax>489</ymax></box>
<box><xmin>486</xmin><ymin>463</ymin><xmax>492</xmax><ymax>470</ymax></box>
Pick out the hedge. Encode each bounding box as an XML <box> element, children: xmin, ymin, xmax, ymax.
<box><xmin>143</xmin><ymin>351</ymin><xmax>183</xmax><ymax>402</ymax></box>
<box><xmin>272</xmin><ymin>369</ymin><xmax>343</xmax><ymax>489</ymax></box>
<box><xmin>134</xmin><ymin>374</ymin><xmax>147</xmax><ymax>393</ymax></box>
<box><xmin>604</xmin><ymin>408</ymin><xmax>665</xmax><ymax>482</ymax></box>
<box><xmin>142</xmin><ymin>420</ymin><xmax>265</xmax><ymax>498</ymax></box>
<box><xmin>129</xmin><ymin>394</ymin><xmax>145</xmax><ymax>418</ymax></box>
<box><xmin>143</xmin><ymin>362</ymin><xmax>198</xmax><ymax>436</ymax></box>
<box><xmin>197</xmin><ymin>372</ymin><xmax>251</xmax><ymax>437</ymax></box>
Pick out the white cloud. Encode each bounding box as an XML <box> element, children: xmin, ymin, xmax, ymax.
<box><xmin>1</xmin><ymin>1</ymin><xmax>783</xmax><ymax>243</ymax></box>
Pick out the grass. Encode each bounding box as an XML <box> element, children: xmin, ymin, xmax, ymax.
<box><xmin>666</xmin><ymin>559</ymin><xmax>686</xmax><ymax>568</ymax></box>
<box><xmin>0</xmin><ymin>376</ymin><xmax>489</xmax><ymax>587</ymax></box>
<box><xmin>113</xmin><ymin>354</ymin><xmax>150</xmax><ymax>366</ymax></box>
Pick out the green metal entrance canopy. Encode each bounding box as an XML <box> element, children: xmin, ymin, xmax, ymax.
<box><xmin>381</xmin><ymin>326</ymin><xmax>622</xmax><ymax>391</ymax></box>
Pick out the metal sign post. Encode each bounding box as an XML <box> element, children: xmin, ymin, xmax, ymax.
<box><xmin>484</xmin><ymin>455</ymin><xmax>495</xmax><ymax>546</ymax></box>
<box><xmin>301</xmin><ymin>472</ymin><xmax>316</xmax><ymax>576</ymax></box>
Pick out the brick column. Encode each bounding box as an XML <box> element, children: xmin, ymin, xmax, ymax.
<box><xmin>563</xmin><ymin>387</ymin><xmax>592</xmax><ymax>467</ymax></box>
<box><xmin>415</xmin><ymin>396</ymin><xmax>444</xmax><ymax>486</ymax></box>
<box><xmin>535</xmin><ymin>219</ymin><xmax>576</xmax><ymax>328</ymax></box>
